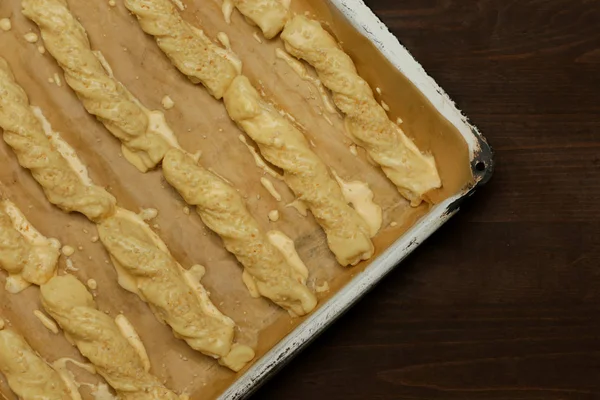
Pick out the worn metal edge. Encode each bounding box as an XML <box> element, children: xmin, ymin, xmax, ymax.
<box><xmin>219</xmin><ymin>0</ymin><xmax>494</xmax><ymax>398</ymax></box>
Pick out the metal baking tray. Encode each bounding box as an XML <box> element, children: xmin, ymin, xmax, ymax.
<box><xmin>221</xmin><ymin>0</ymin><xmax>494</xmax><ymax>398</ymax></box>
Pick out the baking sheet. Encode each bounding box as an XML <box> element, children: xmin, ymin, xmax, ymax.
<box><xmin>0</xmin><ymin>0</ymin><xmax>475</xmax><ymax>398</ymax></box>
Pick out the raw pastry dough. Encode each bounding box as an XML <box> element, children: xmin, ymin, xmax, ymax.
<box><xmin>22</xmin><ymin>0</ymin><xmax>175</xmax><ymax>172</ymax></box>
<box><xmin>163</xmin><ymin>148</ymin><xmax>317</xmax><ymax>316</ymax></box>
<box><xmin>124</xmin><ymin>0</ymin><xmax>374</xmax><ymax>266</ymax></box>
<box><xmin>0</xmin><ymin>199</ymin><xmax>60</xmax><ymax>291</ymax></box>
<box><xmin>97</xmin><ymin>207</ymin><xmax>241</xmax><ymax>360</ymax></box>
<box><xmin>281</xmin><ymin>15</ymin><xmax>441</xmax><ymax>205</ymax></box>
<box><xmin>40</xmin><ymin>275</ymin><xmax>180</xmax><ymax>400</ymax></box>
<box><xmin>123</xmin><ymin>0</ymin><xmax>241</xmax><ymax>99</ymax></box>
<box><xmin>224</xmin><ymin>76</ymin><xmax>373</xmax><ymax>266</ymax></box>
<box><xmin>0</xmin><ymin>58</ymin><xmax>117</xmax><ymax>221</ymax></box>
<box><xmin>0</xmin><ymin>59</ymin><xmax>252</xmax><ymax>370</ymax></box>
<box><xmin>0</xmin><ymin>327</ymin><xmax>71</xmax><ymax>400</ymax></box>
<box><xmin>230</xmin><ymin>0</ymin><xmax>290</xmax><ymax>39</ymax></box>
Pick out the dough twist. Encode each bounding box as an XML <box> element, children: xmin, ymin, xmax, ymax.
<box><xmin>0</xmin><ymin>58</ymin><xmax>116</xmax><ymax>221</ymax></box>
<box><xmin>40</xmin><ymin>275</ymin><xmax>180</xmax><ymax>400</ymax></box>
<box><xmin>224</xmin><ymin>76</ymin><xmax>373</xmax><ymax>266</ymax></box>
<box><xmin>0</xmin><ymin>200</ymin><xmax>60</xmax><ymax>289</ymax></box>
<box><xmin>125</xmin><ymin>0</ymin><xmax>374</xmax><ymax>266</ymax></box>
<box><xmin>281</xmin><ymin>16</ymin><xmax>441</xmax><ymax>205</ymax></box>
<box><xmin>230</xmin><ymin>0</ymin><xmax>290</xmax><ymax>39</ymax></box>
<box><xmin>124</xmin><ymin>0</ymin><xmax>240</xmax><ymax>99</ymax></box>
<box><xmin>22</xmin><ymin>0</ymin><xmax>172</xmax><ymax>172</ymax></box>
<box><xmin>97</xmin><ymin>207</ymin><xmax>254</xmax><ymax>369</ymax></box>
<box><xmin>0</xmin><ymin>327</ymin><xmax>71</xmax><ymax>400</ymax></box>
<box><xmin>163</xmin><ymin>149</ymin><xmax>317</xmax><ymax>316</ymax></box>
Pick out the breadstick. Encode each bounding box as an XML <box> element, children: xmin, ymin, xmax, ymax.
<box><xmin>123</xmin><ymin>0</ymin><xmax>241</xmax><ymax>99</ymax></box>
<box><xmin>223</xmin><ymin>76</ymin><xmax>373</xmax><ymax>266</ymax></box>
<box><xmin>125</xmin><ymin>0</ymin><xmax>374</xmax><ymax>266</ymax></box>
<box><xmin>40</xmin><ymin>275</ymin><xmax>180</xmax><ymax>400</ymax></box>
<box><xmin>163</xmin><ymin>148</ymin><xmax>317</xmax><ymax>316</ymax></box>
<box><xmin>0</xmin><ymin>327</ymin><xmax>71</xmax><ymax>400</ymax></box>
<box><xmin>0</xmin><ymin>199</ymin><xmax>60</xmax><ymax>292</ymax></box>
<box><xmin>225</xmin><ymin>0</ymin><xmax>290</xmax><ymax>39</ymax></box>
<box><xmin>22</xmin><ymin>0</ymin><xmax>176</xmax><ymax>172</ymax></box>
<box><xmin>0</xmin><ymin>57</ymin><xmax>117</xmax><ymax>221</ymax></box>
<box><xmin>97</xmin><ymin>207</ymin><xmax>246</xmax><ymax>363</ymax></box>
<box><xmin>281</xmin><ymin>15</ymin><xmax>441</xmax><ymax>205</ymax></box>
<box><xmin>0</xmin><ymin>59</ymin><xmax>253</xmax><ymax>371</ymax></box>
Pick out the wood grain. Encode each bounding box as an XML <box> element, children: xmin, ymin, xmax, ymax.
<box><xmin>254</xmin><ymin>0</ymin><xmax>600</xmax><ymax>398</ymax></box>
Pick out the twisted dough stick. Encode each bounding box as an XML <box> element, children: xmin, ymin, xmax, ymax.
<box><xmin>0</xmin><ymin>59</ymin><xmax>252</xmax><ymax>371</ymax></box>
<box><xmin>96</xmin><ymin>207</ymin><xmax>253</xmax><ymax>368</ymax></box>
<box><xmin>281</xmin><ymin>16</ymin><xmax>441</xmax><ymax>205</ymax></box>
<box><xmin>0</xmin><ymin>58</ymin><xmax>116</xmax><ymax>221</ymax></box>
<box><xmin>125</xmin><ymin>0</ymin><xmax>374</xmax><ymax>266</ymax></box>
<box><xmin>22</xmin><ymin>0</ymin><xmax>174</xmax><ymax>172</ymax></box>
<box><xmin>163</xmin><ymin>149</ymin><xmax>317</xmax><ymax>316</ymax></box>
<box><xmin>40</xmin><ymin>275</ymin><xmax>180</xmax><ymax>400</ymax></box>
<box><xmin>123</xmin><ymin>0</ymin><xmax>240</xmax><ymax>99</ymax></box>
<box><xmin>226</xmin><ymin>0</ymin><xmax>290</xmax><ymax>39</ymax></box>
<box><xmin>0</xmin><ymin>327</ymin><xmax>71</xmax><ymax>400</ymax></box>
<box><xmin>0</xmin><ymin>199</ymin><xmax>60</xmax><ymax>290</ymax></box>
<box><xmin>224</xmin><ymin>77</ymin><xmax>373</xmax><ymax>266</ymax></box>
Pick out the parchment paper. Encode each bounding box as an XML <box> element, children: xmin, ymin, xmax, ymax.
<box><xmin>0</xmin><ymin>0</ymin><xmax>472</xmax><ymax>398</ymax></box>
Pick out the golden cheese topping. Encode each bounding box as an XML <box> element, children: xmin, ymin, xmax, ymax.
<box><xmin>22</xmin><ymin>0</ymin><xmax>174</xmax><ymax>172</ymax></box>
<box><xmin>281</xmin><ymin>15</ymin><xmax>442</xmax><ymax>205</ymax></box>
<box><xmin>97</xmin><ymin>207</ymin><xmax>250</xmax><ymax>365</ymax></box>
<box><xmin>0</xmin><ymin>199</ymin><xmax>60</xmax><ymax>291</ymax></box>
<box><xmin>124</xmin><ymin>0</ymin><xmax>241</xmax><ymax>99</ymax></box>
<box><xmin>40</xmin><ymin>275</ymin><xmax>180</xmax><ymax>400</ymax></box>
<box><xmin>0</xmin><ymin>328</ymin><xmax>72</xmax><ymax>400</ymax></box>
<box><xmin>230</xmin><ymin>0</ymin><xmax>290</xmax><ymax>39</ymax></box>
<box><xmin>224</xmin><ymin>76</ymin><xmax>373</xmax><ymax>266</ymax></box>
<box><xmin>162</xmin><ymin>148</ymin><xmax>317</xmax><ymax>316</ymax></box>
<box><xmin>0</xmin><ymin>57</ymin><xmax>116</xmax><ymax>221</ymax></box>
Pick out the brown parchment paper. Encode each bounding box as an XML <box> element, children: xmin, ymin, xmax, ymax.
<box><xmin>0</xmin><ymin>0</ymin><xmax>472</xmax><ymax>398</ymax></box>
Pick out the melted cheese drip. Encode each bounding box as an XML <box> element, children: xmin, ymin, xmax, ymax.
<box><xmin>114</xmin><ymin>315</ymin><xmax>151</xmax><ymax>372</ymax></box>
<box><xmin>41</xmin><ymin>275</ymin><xmax>180</xmax><ymax>399</ymax></box>
<box><xmin>52</xmin><ymin>357</ymin><xmax>96</xmax><ymax>400</ymax></box>
<box><xmin>22</xmin><ymin>0</ymin><xmax>178</xmax><ymax>172</ymax></box>
<box><xmin>217</xmin><ymin>32</ymin><xmax>231</xmax><ymax>50</ymax></box>
<box><xmin>222</xmin><ymin>0</ymin><xmax>234</xmax><ymax>24</ymax></box>
<box><xmin>0</xmin><ymin>199</ymin><xmax>60</xmax><ymax>291</ymax></box>
<box><xmin>31</xmin><ymin>106</ymin><xmax>93</xmax><ymax>186</ymax></box>
<box><xmin>331</xmin><ymin>170</ymin><xmax>382</xmax><ymax>237</ymax></box>
<box><xmin>275</xmin><ymin>48</ymin><xmax>337</xmax><ymax>114</ymax></box>
<box><xmin>0</xmin><ymin>329</ymin><xmax>72</xmax><ymax>399</ymax></box>
<box><xmin>162</xmin><ymin>148</ymin><xmax>316</xmax><ymax>317</ymax></box>
<box><xmin>260</xmin><ymin>177</ymin><xmax>282</xmax><ymax>201</ymax></box>
<box><xmin>266</xmin><ymin>230</ymin><xmax>308</xmax><ymax>282</ymax></box>
<box><xmin>33</xmin><ymin>309</ymin><xmax>59</xmax><ymax>334</ymax></box>
<box><xmin>238</xmin><ymin>135</ymin><xmax>282</xmax><ymax>179</ymax></box>
<box><xmin>281</xmin><ymin>16</ymin><xmax>442</xmax><ymax>205</ymax></box>
<box><xmin>286</xmin><ymin>199</ymin><xmax>308</xmax><ymax>217</ymax></box>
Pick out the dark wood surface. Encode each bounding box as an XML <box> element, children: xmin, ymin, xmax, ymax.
<box><xmin>254</xmin><ymin>0</ymin><xmax>600</xmax><ymax>399</ymax></box>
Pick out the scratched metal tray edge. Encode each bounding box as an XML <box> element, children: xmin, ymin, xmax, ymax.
<box><xmin>220</xmin><ymin>0</ymin><xmax>494</xmax><ymax>398</ymax></box>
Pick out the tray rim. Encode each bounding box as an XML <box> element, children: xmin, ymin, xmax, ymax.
<box><xmin>219</xmin><ymin>0</ymin><xmax>494</xmax><ymax>398</ymax></box>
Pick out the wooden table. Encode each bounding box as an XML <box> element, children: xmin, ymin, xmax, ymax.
<box><xmin>255</xmin><ymin>0</ymin><xmax>600</xmax><ymax>398</ymax></box>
